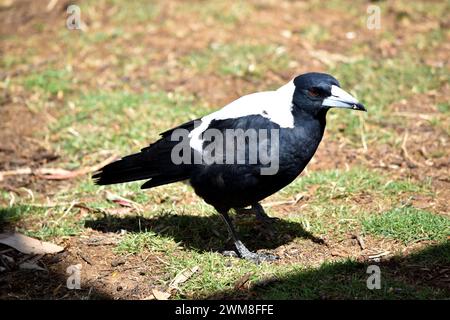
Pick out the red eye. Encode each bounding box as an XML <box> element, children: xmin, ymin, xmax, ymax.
<box><xmin>308</xmin><ymin>88</ymin><xmax>320</xmax><ymax>97</ymax></box>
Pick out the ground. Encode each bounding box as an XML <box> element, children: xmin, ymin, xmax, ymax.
<box><xmin>0</xmin><ymin>0</ymin><xmax>449</xmax><ymax>299</ymax></box>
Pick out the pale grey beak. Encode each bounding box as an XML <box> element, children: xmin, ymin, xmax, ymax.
<box><xmin>322</xmin><ymin>85</ymin><xmax>366</xmax><ymax>111</ymax></box>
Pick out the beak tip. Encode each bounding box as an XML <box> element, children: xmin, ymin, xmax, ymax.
<box><xmin>354</xmin><ymin>103</ymin><xmax>367</xmax><ymax>112</ymax></box>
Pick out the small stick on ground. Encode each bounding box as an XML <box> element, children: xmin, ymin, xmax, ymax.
<box><xmin>352</xmin><ymin>234</ymin><xmax>366</xmax><ymax>250</ymax></box>
<box><xmin>401</xmin><ymin>131</ymin><xmax>424</xmax><ymax>167</ymax></box>
<box><xmin>359</xmin><ymin>114</ymin><xmax>368</xmax><ymax>153</ymax></box>
<box><xmin>0</xmin><ymin>154</ymin><xmax>118</xmax><ymax>181</ymax></box>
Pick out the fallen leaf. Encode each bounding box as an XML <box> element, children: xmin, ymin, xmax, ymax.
<box><xmin>152</xmin><ymin>289</ymin><xmax>171</xmax><ymax>300</ymax></box>
<box><xmin>0</xmin><ymin>232</ymin><xmax>64</xmax><ymax>255</ymax></box>
<box><xmin>169</xmin><ymin>266</ymin><xmax>200</xmax><ymax>290</ymax></box>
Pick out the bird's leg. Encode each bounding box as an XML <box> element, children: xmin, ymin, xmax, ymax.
<box><xmin>219</xmin><ymin>210</ymin><xmax>278</xmax><ymax>264</ymax></box>
<box><xmin>252</xmin><ymin>203</ymin><xmax>279</xmax><ymax>224</ymax></box>
<box><xmin>235</xmin><ymin>203</ymin><xmax>278</xmax><ymax>224</ymax></box>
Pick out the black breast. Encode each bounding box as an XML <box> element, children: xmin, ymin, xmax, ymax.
<box><xmin>189</xmin><ymin>113</ymin><xmax>326</xmax><ymax>211</ymax></box>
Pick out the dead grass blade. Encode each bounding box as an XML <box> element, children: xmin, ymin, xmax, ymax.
<box><xmin>401</xmin><ymin>131</ymin><xmax>424</xmax><ymax>168</ymax></box>
<box><xmin>169</xmin><ymin>266</ymin><xmax>200</xmax><ymax>291</ymax></box>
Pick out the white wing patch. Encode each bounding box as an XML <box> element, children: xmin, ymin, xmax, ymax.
<box><xmin>189</xmin><ymin>80</ymin><xmax>296</xmax><ymax>152</ymax></box>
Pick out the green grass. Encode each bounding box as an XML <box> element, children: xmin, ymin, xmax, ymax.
<box><xmin>0</xmin><ymin>205</ymin><xmax>85</xmax><ymax>240</ymax></box>
<box><xmin>0</xmin><ymin>206</ymin><xmax>26</xmax><ymax>227</ymax></box>
<box><xmin>24</xmin><ymin>69</ymin><xmax>73</xmax><ymax>95</ymax></box>
<box><xmin>363</xmin><ymin>207</ymin><xmax>450</xmax><ymax>244</ymax></box>
<box><xmin>81</xmin><ymin>0</ymin><xmax>160</xmax><ymax>24</ymax></box>
<box><xmin>2</xmin><ymin>0</ymin><xmax>449</xmax><ymax>301</ymax></box>
<box><xmin>299</xmin><ymin>24</ymin><xmax>331</xmax><ymax>44</ymax></box>
<box><xmin>0</xmin><ymin>54</ymin><xmax>29</xmax><ymax>69</ymax></box>
<box><xmin>51</xmin><ymin>91</ymin><xmax>209</xmax><ymax>165</ymax></box>
<box><xmin>437</xmin><ymin>102</ymin><xmax>450</xmax><ymax>114</ymax></box>
<box><xmin>175</xmin><ymin>0</ymin><xmax>253</xmax><ymax>26</ymax></box>
<box><xmin>164</xmin><ymin>242</ymin><xmax>450</xmax><ymax>299</ymax></box>
<box><xmin>181</xmin><ymin>43</ymin><xmax>291</xmax><ymax>78</ymax></box>
<box><xmin>282</xmin><ymin>168</ymin><xmax>430</xmax><ymax>199</ymax></box>
<box><xmin>327</xmin><ymin>54</ymin><xmax>449</xmax><ymax>143</ymax></box>
<box><xmin>115</xmin><ymin>231</ymin><xmax>180</xmax><ymax>254</ymax></box>
<box><xmin>247</xmin><ymin>261</ymin><xmax>436</xmax><ymax>299</ymax></box>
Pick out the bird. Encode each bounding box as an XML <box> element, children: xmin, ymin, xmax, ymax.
<box><xmin>93</xmin><ymin>72</ymin><xmax>366</xmax><ymax>263</ymax></box>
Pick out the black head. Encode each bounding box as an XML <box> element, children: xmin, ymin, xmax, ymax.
<box><xmin>292</xmin><ymin>72</ymin><xmax>366</xmax><ymax>115</ymax></box>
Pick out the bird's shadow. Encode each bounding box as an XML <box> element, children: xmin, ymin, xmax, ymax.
<box><xmin>85</xmin><ymin>211</ymin><xmax>324</xmax><ymax>253</ymax></box>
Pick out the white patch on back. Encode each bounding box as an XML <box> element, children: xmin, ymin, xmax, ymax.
<box><xmin>189</xmin><ymin>80</ymin><xmax>296</xmax><ymax>152</ymax></box>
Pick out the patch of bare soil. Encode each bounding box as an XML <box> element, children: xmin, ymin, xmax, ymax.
<box><xmin>0</xmin><ymin>230</ymin><xmax>166</xmax><ymax>300</ymax></box>
<box><xmin>0</xmin><ymin>0</ymin><xmax>69</xmax><ymax>36</ymax></box>
<box><xmin>0</xmin><ymin>102</ymin><xmax>61</xmax><ymax>191</ymax></box>
<box><xmin>308</xmin><ymin>83</ymin><xmax>450</xmax><ymax>216</ymax></box>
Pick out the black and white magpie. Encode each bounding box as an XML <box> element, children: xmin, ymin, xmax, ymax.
<box><xmin>93</xmin><ymin>72</ymin><xmax>366</xmax><ymax>263</ymax></box>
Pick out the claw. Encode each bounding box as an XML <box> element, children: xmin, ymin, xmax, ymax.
<box><xmin>241</xmin><ymin>251</ymin><xmax>279</xmax><ymax>264</ymax></box>
<box><xmin>223</xmin><ymin>249</ymin><xmax>278</xmax><ymax>264</ymax></box>
<box><xmin>222</xmin><ymin>250</ymin><xmax>238</xmax><ymax>258</ymax></box>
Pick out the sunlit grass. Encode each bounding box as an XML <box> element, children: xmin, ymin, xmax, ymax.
<box><xmin>363</xmin><ymin>207</ymin><xmax>450</xmax><ymax>244</ymax></box>
<box><xmin>181</xmin><ymin>43</ymin><xmax>291</xmax><ymax>78</ymax></box>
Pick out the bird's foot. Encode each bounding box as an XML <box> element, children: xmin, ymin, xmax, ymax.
<box><xmin>222</xmin><ymin>250</ymin><xmax>278</xmax><ymax>264</ymax></box>
<box><xmin>223</xmin><ymin>239</ymin><xmax>279</xmax><ymax>264</ymax></box>
<box><xmin>241</xmin><ymin>251</ymin><xmax>279</xmax><ymax>264</ymax></box>
<box><xmin>222</xmin><ymin>250</ymin><xmax>238</xmax><ymax>258</ymax></box>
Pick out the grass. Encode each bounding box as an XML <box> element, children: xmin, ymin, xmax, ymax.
<box><xmin>363</xmin><ymin>207</ymin><xmax>449</xmax><ymax>244</ymax></box>
<box><xmin>0</xmin><ymin>205</ymin><xmax>85</xmax><ymax>239</ymax></box>
<box><xmin>437</xmin><ymin>102</ymin><xmax>450</xmax><ymax>114</ymax></box>
<box><xmin>327</xmin><ymin>53</ymin><xmax>449</xmax><ymax>144</ymax></box>
<box><xmin>0</xmin><ymin>206</ymin><xmax>26</xmax><ymax>227</ymax></box>
<box><xmin>158</xmin><ymin>241</ymin><xmax>450</xmax><ymax>299</ymax></box>
<box><xmin>1</xmin><ymin>0</ymin><xmax>449</xmax><ymax>300</ymax></box>
<box><xmin>176</xmin><ymin>0</ymin><xmax>253</xmax><ymax>26</ymax></box>
<box><xmin>50</xmin><ymin>91</ymin><xmax>209</xmax><ymax>165</ymax></box>
<box><xmin>24</xmin><ymin>69</ymin><xmax>73</xmax><ymax>96</ymax></box>
<box><xmin>115</xmin><ymin>231</ymin><xmax>180</xmax><ymax>254</ymax></box>
<box><xmin>181</xmin><ymin>43</ymin><xmax>291</xmax><ymax>78</ymax></box>
<box><xmin>282</xmin><ymin>167</ymin><xmax>430</xmax><ymax>199</ymax></box>
<box><xmin>246</xmin><ymin>257</ymin><xmax>449</xmax><ymax>299</ymax></box>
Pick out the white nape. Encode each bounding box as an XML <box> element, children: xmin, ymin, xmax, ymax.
<box><xmin>189</xmin><ymin>80</ymin><xmax>296</xmax><ymax>152</ymax></box>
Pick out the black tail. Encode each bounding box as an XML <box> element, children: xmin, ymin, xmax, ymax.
<box><xmin>93</xmin><ymin>138</ymin><xmax>192</xmax><ymax>189</ymax></box>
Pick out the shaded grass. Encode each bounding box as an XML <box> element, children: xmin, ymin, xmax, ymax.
<box><xmin>0</xmin><ymin>205</ymin><xmax>85</xmax><ymax>240</ymax></box>
<box><xmin>167</xmin><ymin>240</ymin><xmax>450</xmax><ymax>299</ymax></box>
<box><xmin>0</xmin><ymin>206</ymin><xmax>25</xmax><ymax>228</ymax></box>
